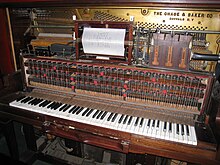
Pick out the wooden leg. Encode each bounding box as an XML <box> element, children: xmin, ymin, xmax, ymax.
<box><xmin>2</xmin><ymin>120</ymin><xmax>19</xmax><ymax>159</ymax></box>
<box><xmin>23</xmin><ymin>124</ymin><xmax>37</xmax><ymax>152</ymax></box>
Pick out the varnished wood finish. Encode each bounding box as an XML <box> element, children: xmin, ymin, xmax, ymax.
<box><xmin>130</xmin><ymin>135</ymin><xmax>217</xmax><ymax>165</ymax></box>
<box><xmin>0</xmin><ymin>8</ymin><xmax>15</xmax><ymax>74</ymax></box>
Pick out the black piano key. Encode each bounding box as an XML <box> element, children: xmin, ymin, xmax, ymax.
<box><xmin>21</xmin><ymin>97</ymin><xmax>33</xmax><ymax>103</ymax></box>
<box><xmin>26</xmin><ymin>97</ymin><xmax>34</xmax><ymax>103</ymax></box>
<box><xmin>68</xmin><ymin>106</ymin><xmax>77</xmax><ymax>113</ymax></box>
<box><xmin>51</xmin><ymin>102</ymin><xmax>60</xmax><ymax>109</ymax></box>
<box><xmin>72</xmin><ymin>106</ymin><xmax>81</xmax><ymax>114</ymax></box>
<box><xmin>86</xmin><ymin>109</ymin><xmax>94</xmax><ymax>117</ymax></box>
<box><xmin>16</xmin><ymin>96</ymin><xmax>26</xmax><ymax>102</ymax></box>
<box><xmin>100</xmin><ymin>111</ymin><xmax>108</xmax><ymax>119</ymax></box>
<box><xmin>107</xmin><ymin>112</ymin><xmax>114</xmax><ymax>121</ymax></box>
<box><xmin>62</xmin><ymin>105</ymin><xmax>71</xmax><ymax>112</ymax></box>
<box><xmin>169</xmin><ymin>122</ymin><xmax>172</xmax><ymax>132</ymax></box>
<box><xmin>33</xmin><ymin>99</ymin><xmax>43</xmax><ymax>106</ymax></box>
<box><xmin>78</xmin><ymin>107</ymin><xmax>87</xmax><ymax>115</ymax></box>
<box><xmin>147</xmin><ymin>119</ymin><xmax>151</xmax><ymax>127</ymax></box>
<box><xmin>28</xmin><ymin>98</ymin><xmax>36</xmax><ymax>104</ymax></box>
<box><xmin>20</xmin><ymin>96</ymin><xmax>29</xmax><ymax>103</ymax></box>
<box><xmin>75</xmin><ymin>107</ymin><xmax>84</xmax><ymax>115</ymax></box>
<box><xmin>82</xmin><ymin>108</ymin><xmax>90</xmax><ymax>116</ymax></box>
<box><xmin>186</xmin><ymin>125</ymin><xmax>190</xmax><ymax>136</ymax></box>
<box><xmin>177</xmin><ymin>124</ymin><xmax>180</xmax><ymax>135</ymax></box>
<box><xmin>47</xmin><ymin>101</ymin><xmax>55</xmax><ymax>108</ymax></box>
<box><xmin>39</xmin><ymin>100</ymin><xmax>48</xmax><ymax>107</ymax></box>
<box><xmin>134</xmin><ymin>117</ymin><xmax>139</xmax><ymax>126</ymax></box>
<box><xmin>44</xmin><ymin>101</ymin><xmax>52</xmax><ymax>107</ymax></box>
<box><xmin>47</xmin><ymin>102</ymin><xmax>57</xmax><ymax>109</ymax></box>
<box><xmin>31</xmin><ymin>98</ymin><xmax>38</xmax><ymax>105</ymax></box>
<box><xmin>28</xmin><ymin>98</ymin><xmax>37</xmax><ymax>105</ymax></box>
<box><xmin>181</xmin><ymin>124</ymin><xmax>185</xmax><ymax>135</ymax></box>
<box><xmin>45</xmin><ymin>101</ymin><xmax>53</xmax><ymax>106</ymax></box>
<box><xmin>118</xmin><ymin>115</ymin><xmax>124</xmax><ymax>124</ymax></box>
<box><xmin>29</xmin><ymin>98</ymin><xmax>37</xmax><ymax>105</ymax></box>
<box><xmin>128</xmin><ymin>116</ymin><xmax>133</xmax><ymax>125</ymax></box>
<box><xmin>139</xmin><ymin>118</ymin><xmax>144</xmax><ymax>127</ymax></box>
<box><xmin>111</xmin><ymin>113</ymin><xmax>118</xmax><ymax>122</ymax></box>
<box><xmin>54</xmin><ymin>103</ymin><xmax>63</xmax><ymax>110</ymax></box>
<box><xmin>96</xmin><ymin>111</ymin><xmax>104</xmax><ymax>119</ymax></box>
<box><xmin>152</xmin><ymin>120</ymin><xmax>155</xmax><ymax>127</ymax></box>
<box><xmin>123</xmin><ymin>115</ymin><xmax>129</xmax><ymax>124</ymax></box>
<box><xmin>39</xmin><ymin>100</ymin><xmax>50</xmax><ymax>107</ymax></box>
<box><xmin>19</xmin><ymin>96</ymin><xmax>29</xmax><ymax>102</ymax></box>
<box><xmin>49</xmin><ymin>102</ymin><xmax>57</xmax><ymax>109</ymax></box>
<box><xmin>55</xmin><ymin>103</ymin><xmax>63</xmax><ymax>109</ymax></box>
<box><xmin>33</xmin><ymin>98</ymin><xmax>42</xmax><ymax>105</ymax></box>
<box><xmin>92</xmin><ymin>110</ymin><xmax>100</xmax><ymax>118</ymax></box>
<box><xmin>164</xmin><ymin>122</ymin><xmax>167</xmax><ymax>131</ymax></box>
<box><xmin>59</xmin><ymin>104</ymin><xmax>68</xmax><ymax>111</ymax></box>
<box><xmin>156</xmin><ymin>120</ymin><xmax>160</xmax><ymax>128</ymax></box>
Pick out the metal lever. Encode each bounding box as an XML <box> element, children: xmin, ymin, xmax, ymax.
<box><xmin>191</xmin><ymin>53</ymin><xmax>220</xmax><ymax>61</ymax></box>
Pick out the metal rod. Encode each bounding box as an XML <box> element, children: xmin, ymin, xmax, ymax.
<box><xmin>30</xmin><ymin>24</ymin><xmax>219</xmax><ymax>34</ymax></box>
<box><xmin>141</xmin><ymin>28</ymin><xmax>220</xmax><ymax>34</ymax></box>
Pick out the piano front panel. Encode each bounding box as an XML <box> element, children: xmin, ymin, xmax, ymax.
<box><xmin>7</xmin><ymin>91</ymin><xmax>217</xmax><ymax>164</ymax></box>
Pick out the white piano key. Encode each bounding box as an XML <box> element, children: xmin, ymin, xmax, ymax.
<box><xmin>59</xmin><ymin>105</ymin><xmax>75</xmax><ymax>119</ymax></box>
<box><xmin>95</xmin><ymin>111</ymin><xmax>105</xmax><ymax>126</ymax></box>
<box><xmin>146</xmin><ymin>119</ymin><xmax>153</xmax><ymax>137</ymax></box>
<box><xmin>110</xmin><ymin>113</ymin><xmax>118</xmax><ymax>127</ymax></box>
<box><xmin>74</xmin><ymin>107</ymin><xmax>90</xmax><ymax>122</ymax></box>
<box><xmin>170</xmin><ymin>123</ymin><xmax>175</xmax><ymax>141</ymax></box>
<box><xmin>116</xmin><ymin>115</ymin><xmax>124</xmax><ymax>131</ymax></box>
<box><xmin>137</xmin><ymin>118</ymin><xmax>146</xmax><ymax>135</ymax></box>
<box><xmin>183</xmin><ymin>125</ymin><xmax>188</xmax><ymax>144</ymax></box>
<box><xmin>101</xmin><ymin>112</ymin><xmax>112</xmax><ymax>127</ymax></box>
<box><xmin>179</xmin><ymin>124</ymin><xmax>184</xmax><ymax>143</ymax></box>
<box><xmin>151</xmin><ymin>120</ymin><xmax>157</xmax><ymax>138</ymax></box>
<box><xmin>126</xmin><ymin>117</ymin><xmax>136</xmax><ymax>133</ymax></box>
<box><xmin>173</xmin><ymin>123</ymin><xmax>178</xmax><ymax>142</ymax></box>
<box><xmin>56</xmin><ymin>105</ymin><xmax>71</xmax><ymax>117</ymax></box>
<box><xmin>176</xmin><ymin>124</ymin><xmax>181</xmax><ymax>142</ymax></box>
<box><xmin>113</xmin><ymin>114</ymin><xmax>123</xmax><ymax>130</ymax></box>
<box><xmin>108</xmin><ymin>114</ymin><xmax>117</xmax><ymax>129</ymax></box>
<box><xmin>160</xmin><ymin>121</ymin><xmax>165</xmax><ymax>140</ymax></box>
<box><xmin>190</xmin><ymin>126</ymin><xmax>197</xmax><ymax>145</ymax></box>
<box><xmin>187</xmin><ymin>125</ymin><xmax>193</xmax><ymax>145</ymax></box>
<box><xmin>155</xmin><ymin>120</ymin><xmax>161</xmax><ymax>139</ymax></box>
<box><xmin>134</xmin><ymin>117</ymin><xmax>141</xmax><ymax>133</ymax></box>
<box><xmin>88</xmin><ymin>109</ymin><xmax>102</xmax><ymax>125</ymax></box>
<box><xmin>164</xmin><ymin>122</ymin><xmax>170</xmax><ymax>140</ymax></box>
<box><xmin>86</xmin><ymin>109</ymin><xmax>99</xmax><ymax>124</ymax></box>
<box><xmin>142</xmin><ymin>119</ymin><xmax>149</xmax><ymax>136</ymax></box>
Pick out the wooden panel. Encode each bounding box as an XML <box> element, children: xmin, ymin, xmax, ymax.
<box><xmin>0</xmin><ymin>8</ymin><xmax>15</xmax><ymax>74</ymax></box>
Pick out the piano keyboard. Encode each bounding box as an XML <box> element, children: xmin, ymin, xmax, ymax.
<box><xmin>9</xmin><ymin>96</ymin><xmax>197</xmax><ymax>145</ymax></box>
